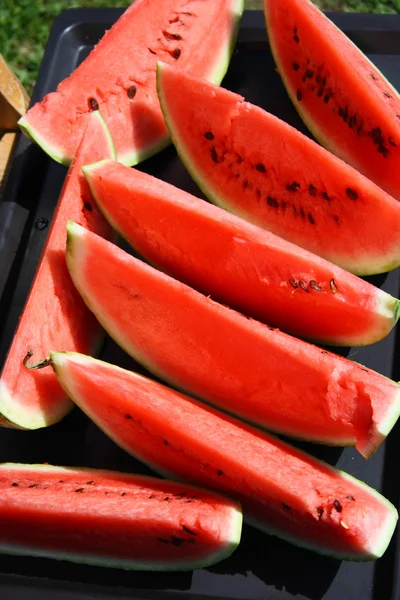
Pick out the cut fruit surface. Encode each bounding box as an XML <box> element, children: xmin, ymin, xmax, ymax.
<box><xmin>157</xmin><ymin>62</ymin><xmax>400</xmax><ymax>276</ymax></box>
<box><xmin>264</xmin><ymin>0</ymin><xmax>400</xmax><ymax>201</ymax></box>
<box><xmin>0</xmin><ymin>112</ymin><xmax>115</xmax><ymax>430</ymax></box>
<box><xmin>84</xmin><ymin>158</ymin><xmax>399</xmax><ymax>346</ymax></box>
<box><xmin>65</xmin><ymin>222</ymin><xmax>400</xmax><ymax>458</ymax></box>
<box><xmin>19</xmin><ymin>0</ymin><xmax>243</xmax><ymax>166</ymax></box>
<box><xmin>0</xmin><ymin>463</ymin><xmax>242</xmax><ymax>570</ymax></box>
<box><xmin>50</xmin><ymin>351</ymin><xmax>398</xmax><ymax>561</ymax></box>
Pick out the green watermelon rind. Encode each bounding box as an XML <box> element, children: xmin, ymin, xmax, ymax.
<box><xmin>50</xmin><ymin>351</ymin><xmax>398</xmax><ymax>562</ymax></box>
<box><xmin>18</xmin><ymin>0</ymin><xmax>244</xmax><ymax>168</ymax></box>
<box><xmin>156</xmin><ymin>62</ymin><xmax>400</xmax><ymax>277</ymax></box>
<box><xmin>0</xmin><ymin>462</ymin><xmax>242</xmax><ymax>571</ymax></box>
<box><xmin>263</xmin><ymin>0</ymin><xmax>400</xmax><ymax>207</ymax></box>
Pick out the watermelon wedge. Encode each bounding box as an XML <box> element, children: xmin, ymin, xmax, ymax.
<box><xmin>65</xmin><ymin>221</ymin><xmax>400</xmax><ymax>458</ymax></box>
<box><xmin>156</xmin><ymin>63</ymin><xmax>400</xmax><ymax>276</ymax></box>
<box><xmin>19</xmin><ymin>0</ymin><xmax>243</xmax><ymax>167</ymax></box>
<box><xmin>0</xmin><ymin>112</ymin><xmax>115</xmax><ymax>430</ymax></box>
<box><xmin>263</xmin><ymin>0</ymin><xmax>400</xmax><ymax>201</ymax></box>
<box><xmin>83</xmin><ymin>158</ymin><xmax>400</xmax><ymax>347</ymax></box>
<box><xmin>0</xmin><ymin>463</ymin><xmax>242</xmax><ymax>570</ymax></box>
<box><xmin>48</xmin><ymin>351</ymin><xmax>398</xmax><ymax>561</ymax></box>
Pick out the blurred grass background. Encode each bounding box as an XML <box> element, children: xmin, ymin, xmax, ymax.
<box><xmin>1</xmin><ymin>0</ymin><xmax>399</xmax><ymax>97</ymax></box>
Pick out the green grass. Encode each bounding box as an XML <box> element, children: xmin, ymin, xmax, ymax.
<box><xmin>1</xmin><ymin>0</ymin><xmax>399</xmax><ymax>96</ymax></box>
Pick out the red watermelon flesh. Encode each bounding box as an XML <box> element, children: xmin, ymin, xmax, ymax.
<box><xmin>50</xmin><ymin>351</ymin><xmax>398</xmax><ymax>561</ymax></box>
<box><xmin>0</xmin><ymin>112</ymin><xmax>115</xmax><ymax>430</ymax></box>
<box><xmin>264</xmin><ymin>0</ymin><xmax>400</xmax><ymax>201</ymax></box>
<box><xmin>83</xmin><ymin>158</ymin><xmax>399</xmax><ymax>347</ymax></box>
<box><xmin>19</xmin><ymin>0</ymin><xmax>243</xmax><ymax>167</ymax></box>
<box><xmin>0</xmin><ymin>463</ymin><xmax>242</xmax><ymax>570</ymax></box>
<box><xmin>157</xmin><ymin>63</ymin><xmax>400</xmax><ymax>276</ymax></box>
<box><xmin>65</xmin><ymin>222</ymin><xmax>400</xmax><ymax>458</ymax></box>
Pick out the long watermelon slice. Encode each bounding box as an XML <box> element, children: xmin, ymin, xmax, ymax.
<box><xmin>19</xmin><ymin>0</ymin><xmax>243</xmax><ymax>167</ymax></box>
<box><xmin>0</xmin><ymin>112</ymin><xmax>115</xmax><ymax>430</ymax></box>
<box><xmin>48</xmin><ymin>351</ymin><xmax>398</xmax><ymax>561</ymax></box>
<box><xmin>83</xmin><ymin>158</ymin><xmax>400</xmax><ymax>347</ymax></box>
<box><xmin>263</xmin><ymin>0</ymin><xmax>400</xmax><ymax>201</ymax></box>
<box><xmin>156</xmin><ymin>63</ymin><xmax>400</xmax><ymax>276</ymax></box>
<box><xmin>0</xmin><ymin>463</ymin><xmax>242</xmax><ymax>570</ymax></box>
<box><xmin>65</xmin><ymin>221</ymin><xmax>400</xmax><ymax>458</ymax></box>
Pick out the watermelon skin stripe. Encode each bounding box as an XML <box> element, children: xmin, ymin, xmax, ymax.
<box><xmin>49</xmin><ymin>351</ymin><xmax>399</xmax><ymax>561</ymax></box>
<box><xmin>64</xmin><ymin>221</ymin><xmax>400</xmax><ymax>458</ymax></box>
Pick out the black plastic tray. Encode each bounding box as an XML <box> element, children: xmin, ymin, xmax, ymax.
<box><xmin>1</xmin><ymin>9</ymin><xmax>400</xmax><ymax>600</ymax></box>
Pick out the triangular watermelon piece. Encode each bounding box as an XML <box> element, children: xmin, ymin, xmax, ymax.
<box><xmin>0</xmin><ymin>112</ymin><xmax>115</xmax><ymax>430</ymax></box>
<box><xmin>19</xmin><ymin>0</ymin><xmax>243</xmax><ymax>166</ymax></box>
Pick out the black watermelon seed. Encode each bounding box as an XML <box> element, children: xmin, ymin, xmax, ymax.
<box><xmin>83</xmin><ymin>201</ymin><xmax>92</xmax><ymax>211</ymax></box>
<box><xmin>171</xmin><ymin>536</ymin><xmax>183</xmax><ymax>546</ymax></box>
<box><xmin>163</xmin><ymin>30</ymin><xmax>182</xmax><ymax>40</ymax></box>
<box><xmin>388</xmin><ymin>137</ymin><xmax>397</xmax><ymax>146</ymax></box>
<box><xmin>309</xmin><ymin>280</ymin><xmax>321</xmax><ymax>291</ymax></box>
<box><xmin>127</xmin><ymin>85</ymin><xmax>137</xmax><ymax>99</ymax></box>
<box><xmin>86</xmin><ymin>481</ymin><xmax>94</xmax><ymax>485</ymax></box>
<box><xmin>243</xmin><ymin>180</ymin><xmax>249</xmax><ymax>189</ymax></box>
<box><xmin>322</xmin><ymin>191</ymin><xmax>331</xmax><ymax>201</ymax></box>
<box><xmin>308</xmin><ymin>184</ymin><xmax>317</xmax><ymax>196</ymax></box>
<box><xmin>121</xmin><ymin>492</ymin><xmax>126</xmax><ymax>496</ymax></box>
<box><xmin>286</xmin><ymin>181</ymin><xmax>300</xmax><ymax>192</ymax></box>
<box><xmin>330</xmin><ymin>279</ymin><xmax>338</xmax><ymax>294</ymax></box>
<box><xmin>125</xmin><ymin>414</ymin><xmax>132</xmax><ymax>419</ymax></box>
<box><xmin>183</xmin><ymin>525</ymin><xmax>197</xmax><ymax>536</ymax></box>
<box><xmin>289</xmin><ymin>279</ymin><xmax>298</xmax><ymax>289</ymax></box>
<box><xmin>333</xmin><ymin>215</ymin><xmax>340</xmax><ymax>223</ymax></box>
<box><xmin>267</xmin><ymin>196</ymin><xmax>279</xmax><ymax>208</ymax></box>
<box><xmin>217</xmin><ymin>470</ymin><xmax>224</xmax><ymax>476</ymax></box>
<box><xmin>172</xmin><ymin>48</ymin><xmax>181</xmax><ymax>60</ymax></box>
<box><xmin>149</xmin><ymin>494</ymin><xmax>155</xmax><ymax>499</ymax></box>
<box><xmin>370</xmin><ymin>73</ymin><xmax>377</xmax><ymax>80</ymax></box>
<box><xmin>204</xmin><ymin>131</ymin><xmax>214</xmax><ymax>140</ymax></box>
<box><xmin>294</xmin><ymin>34</ymin><xmax>300</xmax><ymax>43</ymax></box>
<box><xmin>299</xmin><ymin>281</ymin><xmax>309</xmax><ymax>293</ymax></box>
<box><xmin>164</xmin><ymin>496</ymin><xmax>170</xmax><ymax>501</ymax></box>
<box><xmin>210</xmin><ymin>147</ymin><xmax>220</xmax><ymax>163</ymax></box>
<box><xmin>308</xmin><ymin>213</ymin><xmax>315</xmax><ymax>224</ymax></box>
<box><xmin>346</xmin><ymin>495</ymin><xmax>355</xmax><ymax>501</ymax></box>
<box><xmin>11</xmin><ymin>482</ymin><xmax>19</xmax><ymax>487</ymax></box>
<box><xmin>158</xmin><ymin>538</ymin><xmax>169</xmax><ymax>544</ymax></box>
<box><xmin>378</xmin><ymin>144</ymin><xmax>389</xmax><ymax>157</ymax></box>
<box><xmin>323</xmin><ymin>94</ymin><xmax>330</xmax><ymax>104</ymax></box>
<box><xmin>148</xmin><ymin>48</ymin><xmax>157</xmax><ymax>54</ymax></box>
<box><xmin>282</xmin><ymin>503</ymin><xmax>291</xmax><ymax>510</ymax></box>
<box><xmin>75</xmin><ymin>488</ymin><xmax>85</xmax><ymax>493</ymax></box>
<box><xmin>317</xmin><ymin>507</ymin><xmax>324</xmax><ymax>520</ymax></box>
<box><xmin>299</xmin><ymin>208</ymin><xmax>306</xmax><ymax>219</ymax></box>
<box><xmin>164</xmin><ymin>440</ymin><xmax>169</xmax><ymax>445</ymax></box>
<box><xmin>302</xmin><ymin>75</ymin><xmax>307</xmax><ymax>83</ymax></box>
<box><xmin>306</xmin><ymin>69</ymin><xmax>314</xmax><ymax>78</ymax></box>
<box><xmin>59</xmin><ymin>480</ymin><xmax>64</xmax><ymax>483</ymax></box>
<box><xmin>296</xmin><ymin>90</ymin><xmax>302</xmax><ymax>101</ymax></box>
<box><xmin>333</xmin><ymin>499</ymin><xmax>343</xmax><ymax>512</ymax></box>
<box><xmin>35</xmin><ymin>217</ymin><xmax>49</xmax><ymax>231</ymax></box>
<box><xmin>184</xmin><ymin>499</ymin><xmax>192</xmax><ymax>503</ymax></box>
<box><xmin>292</xmin><ymin>62</ymin><xmax>300</xmax><ymax>71</ymax></box>
<box><xmin>321</xmin><ymin>350</ymin><xmax>328</xmax><ymax>354</ymax></box>
<box><xmin>346</xmin><ymin>188</ymin><xmax>358</xmax><ymax>200</ymax></box>
<box><xmin>384</xmin><ymin>92</ymin><xmax>392</xmax><ymax>98</ymax></box>
<box><xmin>29</xmin><ymin>483</ymin><xmax>39</xmax><ymax>488</ymax></box>
<box><xmin>237</xmin><ymin>155</ymin><xmax>243</xmax><ymax>163</ymax></box>
<box><xmin>88</xmin><ymin>97</ymin><xmax>99</xmax><ymax>111</ymax></box>
<box><xmin>255</xmin><ymin>163</ymin><xmax>267</xmax><ymax>173</ymax></box>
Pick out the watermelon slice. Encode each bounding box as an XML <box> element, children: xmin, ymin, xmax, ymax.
<box><xmin>0</xmin><ymin>112</ymin><xmax>115</xmax><ymax>430</ymax></box>
<box><xmin>0</xmin><ymin>463</ymin><xmax>242</xmax><ymax>570</ymax></box>
<box><xmin>83</xmin><ymin>158</ymin><xmax>400</xmax><ymax>347</ymax></box>
<box><xmin>48</xmin><ymin>351</ymin><xmax>398</xmax><ymax>561</ymax></box>
<box><xmin>65</xmin><ymin>221</ymin><xmax>400</xmax><ymax>458</ymax></box>
<box><xmin>156</xmin><ymin>63</ymin><xmax>400</xmax><ymax>276</ymax></box>
<box><xmin>19</xmin><ymin>0</ymin><xmax>243</xmax><ymax>167</ymax></box>
<box><xmin>263</xmin><ymin>0</ymin><xmax>400</xmax><ymax>201</ymax></box>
